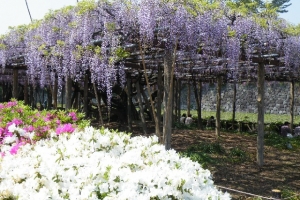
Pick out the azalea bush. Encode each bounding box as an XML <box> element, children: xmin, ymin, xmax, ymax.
<box><xmin>0</xmin><ymin>126</ymin><xmax>230</xmax><ymax>200</ymax></box>
<box><xmin>0</xmin><ymin>100</ymin><xmax>89</xmax><ymax>155</ymax></box>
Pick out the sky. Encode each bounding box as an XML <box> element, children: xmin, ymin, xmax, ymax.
<box><xmin>0</xmin><ymin>0</ymin><xmax>299</xmax><ymax>35</ymax></box>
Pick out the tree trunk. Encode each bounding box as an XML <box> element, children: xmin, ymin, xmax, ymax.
<box><xmin>136</xmin><ymin>81</ymin><xmax>147</xmax><ymax>135</ymax></box>
<box><xmin>139</xmin><ymin>43</ymin><xmax>160</xmax><ymax>139</ymax></box>
<box><xmin>163</xmin><ymin>49</ymin><xmax>175</xmax><ymax>150</ymax></box>
<box><xmin>257</xmin><ymin>62</ymin><xmax>265</xmax><ymax>167</ymax></box>
<box><xmin>216</xmin><ymin>76</ymin><xmax>222</xmax><ymax>137</ymax></box>
<box><xmin>290</xmin><ymin>81</ymin><xmax>294</xmax><ymax>130</ymax></box>
<box><xmin>232</xmin><ymin>83</ymin><xmax>237</xmax><ymax>122</ymax></box>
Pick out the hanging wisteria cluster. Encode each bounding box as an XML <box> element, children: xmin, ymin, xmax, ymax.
<box><xmin>0</xmin><ymin>0</ymin><xmax>300</xmax><ymax>101</ymax></box>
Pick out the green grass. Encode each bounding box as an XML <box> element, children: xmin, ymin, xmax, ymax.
<box><xmin>185</xmin><ymin>110</ymin><xmax>300</xmax><ymax>124</ymax></box>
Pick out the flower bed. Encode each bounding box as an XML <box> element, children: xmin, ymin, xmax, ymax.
<box><xmin>0</xmin><ymin>101</ymin><xmax>230</xmax><ymax>199</ymax></box>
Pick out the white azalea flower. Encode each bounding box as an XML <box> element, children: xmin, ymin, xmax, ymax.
<box><xmin>3</xmin><ymin>135</ymin><xmax>18</xmax><ymax>144</ymax></box>
<box><xmin>0</xmin><ymin>126</ymin><xmax>230</xmax><ymax>199</ymax></box>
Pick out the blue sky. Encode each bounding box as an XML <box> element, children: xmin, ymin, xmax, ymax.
<box><xmin>279</xmin><ymin>0</ymin><xmax>300</xmax><ymax>25</ymax></box>
<box><xmin>0</xmin><ymin>0</ymin><xmax>299</xmax><ymax>35</ymax></box>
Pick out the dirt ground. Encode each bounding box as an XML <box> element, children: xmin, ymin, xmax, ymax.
<box><xmin>101</xmin><ymin>122</ymin><xmax>300</xmax><ymax>199</ymax></box>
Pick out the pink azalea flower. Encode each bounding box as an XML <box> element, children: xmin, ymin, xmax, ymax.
<box><xmin>6</xmin><ymin>101</ymin><xmax>17</xmax><ymax>108</ymax></box>
<box><xmin>24</xmin><ymin>125</ymin><xmax>34</xmax><ymax>132</ymax></box>
<box><xmin>56</xmin><ymin>123</ymin><xmax>75</xmax><ymax>135</ymax></box>
<box><xmin>9</xmin><ymin>142</ymin><xmax>24</xmax><ymax>155</ymax></box>
<box><xmin>68</xmin><ymin>112</ymin><xmax>78</xmax><ymax>121</ymax></box>
<box><xmin>11</xmin><ymin>118</ymin><xmax>23</xmax><ymax>126</ymax></box>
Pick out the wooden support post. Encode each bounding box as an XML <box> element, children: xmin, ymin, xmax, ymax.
<box><xmin>47</xmin><ymin>87</ymin><xmax>52</xmax><ymax>109</ymax></box>
<box><xmin>13</xmin><ymin>69</ymin><xmax>18</xmax><ymax>99</ymax></box>
<box><xmin>174</xmin><ymin>79</ymin><xmax>178</xmax><ymax>122</ymax></box>
<box><xmin>127</xmin><ymin>74</ymin><xmax>132</xmax><ymax>132</ymax></box>
<box><xmin>93</xmin><ymin>83</ymin><xmax>103</xmax><ymax>126</ymax></box>
<box><xmin>176</xmin><ymin>80</ymin><xmax>181</xmax><ymax>123</ymax></box>
<box><xmin>193</xmin><ymin>80</ymin><xmax>203</xmax><ymax>129</ymax></box>
<box><xmin>24</xmin><ymin>79</ymin><xmax>29</xmax><ymax>105</ymax></box>
<box><xmin>141</xmin><ymin>88</ymin><xmax>153</xmax><ymax>121</ymax></box>
<box><xmin>136</xmin><ymin>81</ymin><xmax>147</xmax><ymax>135</ymax></box>
<box><xmin>53</xmin><ymin>78</ymin><xmax>58</xmax><ymax>109</ymax></box>
<box><xmin>83</xmin><ymin>73</ymin><xmax>89</xmax><ymax>117</ymax></box>
<box><xmin>187</xmin><ymin>79</ymin><xmax>191</xmax><ymax>116</ymax></box>
<box><xmin>65</xmin><ymin>77</ymin><xmax>72</xmax><ymax>110</ymax></box>
<box><xmin>257</xmin><ymin>62</ymin><xmax>265</xmax><ymax>167</ymax></box>
<box><xmin>290</xmin><ymin>81</ymin><xmax>294</xmax><ymax>130</ymax></box>
<box><xmin>216</xmin><ymin>76</ymin><xmax>222</xmax><ymax>137</ymax></box>
<box><xmin>156</xmin><ymin>65</ymin><xmax>162</xmax><ymax>134</ymax></box>
<box><xmin>232</xmin><ymin>83</ymin><xmax>237</xmax><ymax>122</ymax></box>
<box><xmin>30</xmin><ymin>85</ymin><xmax>34</xmax><ymax>108</ymax></box>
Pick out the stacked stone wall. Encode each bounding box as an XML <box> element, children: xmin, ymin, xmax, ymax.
<box><xmin>180</xmin><ymin>82</ymin><xmax>300</xmax><ymax>115</ymax></box>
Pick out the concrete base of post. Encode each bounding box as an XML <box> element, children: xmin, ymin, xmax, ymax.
<box><xmin>272</xmin><ymin>189</ymin><xmax>281</xmax><ymax>199</ymax></box>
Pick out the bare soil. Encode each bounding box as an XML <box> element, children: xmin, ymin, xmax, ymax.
<box><xmin>101</xmin><ymin>122</ymin><xmax>300</xmax><ymax>199</ymax></box>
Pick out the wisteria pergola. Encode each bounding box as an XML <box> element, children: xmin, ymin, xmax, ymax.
<box><xmin>1</xmin><ymin>0</ymin><xmax>300</xmax><ymax>167</ymax></box>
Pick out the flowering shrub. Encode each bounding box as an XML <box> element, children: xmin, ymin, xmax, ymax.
<box><xmin>0</xmin><ymin>100</ymin><xmax>90</xmax><ymax>155</ymax></box>
<box><xmin>0</xmin><ymin>126</ymin><xmax>230</xmax><ymax>199</ymax></box>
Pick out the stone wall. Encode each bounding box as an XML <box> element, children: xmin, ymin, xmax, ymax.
<box><xmin>180</xmin><ymin>82</ymin><xmax>300</xmax><ymax>115</ymax></box>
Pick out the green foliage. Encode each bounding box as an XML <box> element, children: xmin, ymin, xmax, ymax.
<box><xmin>283</xmin><ymin>24</ymin><xmax>300</xmax><ymax>36</ymax></box>
<box><xmin>115</xmin><ymin>48</ymin><xmax>130</xmax><ymax>59</ymax></box>
<box><xmin>282</xmin><ymin>188</ymin><xmax>300</xmax><ymax>200</ymax></box>
<box><xmin>182</xmin><ymin>141</ymin><xmax>251</xmax><ymax>167</ymax></box>
<box><xmin>228</xmin><ymin>146</ymin><xmax>249</xmax><ymax>163</ymax></box>
<box><xmin>265</xmin><ymin>133</ymin><xmax>300</xmax><ymax>150</ymax></box>
<box><xmin>76</xmin><ymin>0</ymin><xmax>96</xmax><ymax>15</ymax></box>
